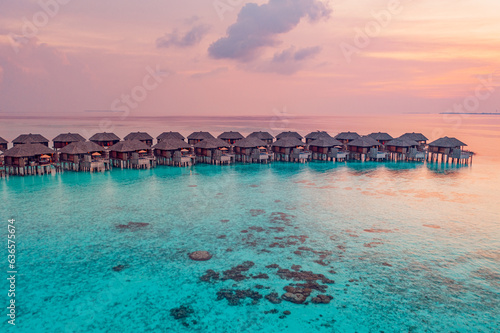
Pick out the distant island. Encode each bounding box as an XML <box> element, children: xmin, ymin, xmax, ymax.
<box><xmin>439</xmin><ymin>112</ymin><xmax>500</xmax><ymax>115</ymax></box>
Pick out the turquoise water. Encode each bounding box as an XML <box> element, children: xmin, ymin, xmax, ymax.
<box><xmin>1</xmin><ymin>160</ymin><xmax>499</xmax><ymax>332</ymax></box>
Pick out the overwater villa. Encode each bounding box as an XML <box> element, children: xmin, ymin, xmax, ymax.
<box><xmin>124</xmin><ymin>132</ymin><xmax>154</xmax><ymax>146</ymax></box>
<box><xmin>153</xmin><ymin>138</ymin><xmax>193</xmax><ymax>166</ymax></box>
<box><xmin>427</xmin><ymin>137</ymin><xmax>472</xmax><ymax>164</ymax></box>
<box><xmin>2</xmin><ymin>130</ymin><xmax>476</xmax><ymax>176</ymax></box>
<box><xmin>272</xmin><ymin>137</ymin><xmax>310</xmax><ymax>162</ymax></box>
<box><xmin>367</xmin><ymin>132</ymin><xmax>393</xmax><ymax>146</ymax></box>
<box><xmin>2</xmin><ymin>143</ymin><xmax>55</xmax><ymax>175</ymax></box>
<box><xmin>308</xmin><ymin>137</ymin><xmax>346</xmax><ymax>161</ymax></box>
<box><xmin>217</xmin><ymin>131</ymin><xmax>244</xmax><ymax>145</ymax></box>
<box><xmin>89</xmin><ymin>132</ymin><xmax>120</xmax><ymax>147</ymax></box>
<box><xmin>194</xmin><ymin>137</ymin><xmax>233</xmax><ymax>165</ymax></box>
<box><xmin>385</xmin><ymin>138</ymin><xmax>425</xmax><ymax>161</ymax></box>
<box><xmin>108</xmin><ymin>140</ymin><xmax>155</xmax><ymax>169</ymax></box>
<box><xmin>0</xmin><ymin>136</ymin><xmax>8</xmax><ymax>150</ymax></box>
<box><xmin>12</xmin><ymin>134</ymin><xmax>50</xmax><ymax>147</ymax></box>
<box><xmin>58</xmin><ymin>141</ymin><xmax>109</xmax><ymax>172</ymax></box>
<box><xmin>398</xmin><ymin>132</ymin><xmax>428</xmax><ymax>146</ymax></box>
<box><xmin>334</xmin><ymin>132</ymin><xmax>361</xmax><ymax>147</ymax></box>
<box><xmin>233</xmin><ymin>137</ymin><xmax>273</xmax><ymax>163</ymax></box>
<box><xmin>247</xmin><ymin>131</ymin><xmax>274</xmax><ymax>144</ymax></box>
<box><xmin>276</xmin><ymin>131</ymin><xmax>303</xmax><ymax>141</ymax></box>
<box><xmin>347</xmin><ymin>136</ymin><xmax>385</xmax><ymax>161</ymax></box>
<box><xmin>52</xmin><ymin>133</ymin><xmax>86</xmax><ymax>149</ymax></box>
<box><xmin>305</xmin><ymin>131</ymin><xmax>331</xmax><ymax>144</ymax></box>
<box><xmin>157</xmin><ymin>131</ymin><xmax>185</xmax><ymax>143</ymax></box>
<box><xmin>187</xmin><ymin>131</ymin><xmax>215</xmax><ymax>145</ymax></box>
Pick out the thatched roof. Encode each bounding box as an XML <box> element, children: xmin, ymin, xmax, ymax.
<box><xmin>89</xmin><ymin>132</ymin><xmax>120</xmax><ymax>142</ymax></box>
<box><xmin>59</xmin><ymin>141</ymin><xmax>104</xmax><ymax>155</ymax></box>
<box><xmin>367</xmin><ymin>132</ymin><xmax>393</xmax><ymax>141</ymax></box>
<box><xmin>157</xmin><ymin>131</ymin><xmax>185</xmax><ymax>141</ymax></box>
<box><xmin>52</xmin><ymin>133</ymin><xmax>86</xmax><ymax>143</ymax></box>
<box><xmin>0</xmin><ymin>136</ymin><xmax>8</xmax><ymax>144</ymax></box>
<box><xmin>12</xmin><ymin>133</ymin><xmax>49</xmax><ymax>144</ymax></box>
<box><xmin>399</xmin><ymin>132</ymin><xmax>428</xmax><ymax>142</ymax></box>
<box><xmin>272</xmin><ymin>137</ymin><xmax>304</xmax><ymax>148</ymax></box>
<box><xmin>218</xmin><ymin>131</ymin><xmax>244</xmax><ymax>140</ymax></box>
<box><xmin>305</xmin><ymin>131</ymin><xmax>331</xmax><ymax>140</ymax></box>
<box><xmin>187</xmin><ymin>131</ymin><xmax>214</xmax><ymax>140</ymax></box>
<box><xmin>347</xmin><ymin>136</ymin><xmax>381</xmax><ymax>147</ymax></box>
<box><xmin>124</xmin><ymin>132</ymin><xmax>153</xmax><ymax>141</ymax></box>
<box><xmin>276</xmin><ymin>131</ymin><xmax>303</xmax><ymax>140</ymax></box>
<box><xmin>153</xmin><ymin>138</ymin><xmax>191</xmax><ymax>150</ymax></box>
<box><xmin>385</xmin><ymin>138</ymin><xmax>419</xmax><ymax>147</ymax></box>
<box><xmin>194</xmin><ymin>137</ymin><xmax>229</xmax><ymax>149</ymax></box>
<box><xmin>308</xmin><ymin>137</ymin><xmax>343</xmax><ymax>147</ymax></box>
<box><xmin>428</xmin><ymin>136</ymin><xmax>467</xmax><ymax>148</ymax></box>
<box><xmin>3</xmin><ymin>143</ymin><xmax>54</xmax><ymax>157</ymax></box>
<box><xmin>247</xmin><ymin>131</ymin><xmax>274</xmax><ymax>140</ymax></box>
<box><xmin>234</xmin><ymin>137</ymin><xmax>268</xmax><ymax>148</ymax></box>
<box><xmin>334</xmin><ymin>132</ymin><xmax>360</xmax><ymax>141</ymax></box>
<box><xmin>108</xmin><ymin>140</ymin><xmax>150</xmax><ymax>152</ymax></box>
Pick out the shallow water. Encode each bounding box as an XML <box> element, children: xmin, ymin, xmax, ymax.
<box><xmin>1</xmin><ymin>160</ymin><xmax>499</xmax><ymax>332</ymax></box>
<box><xmin>1</xmin><ymin>114</ymin><xmax>500</xmax><ymax>332</ymax></box>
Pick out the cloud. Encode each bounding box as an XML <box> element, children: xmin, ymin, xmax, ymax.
<box><xmin>208</xmin><ymin>0</ymin><xmax>331</xmax><ymax>62</ymax></box>
<box><xmin>250</xmin><ymin>45</ymin><xmax>322</xmax><ymax>75</ymax></box>
<box><xmin>272</xmin><ymin>45</ymin><xmax>321</xmax><ymax>62</ymax></box>
<box><xmin>156</xmin><ymin>24</ymin><xmax>210</xmax><ymax>48</ymax></box>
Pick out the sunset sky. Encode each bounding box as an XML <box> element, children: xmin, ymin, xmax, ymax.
<box><xmin>0</xmin><ymin>0</ymin><xmax>499</xmax><ymax>117</ymax></box>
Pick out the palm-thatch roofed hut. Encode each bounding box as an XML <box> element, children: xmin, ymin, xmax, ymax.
<box><xmin>12</xmin><ymin>134</ymin><xmax>50</xmax><ymax>147</ymax></box>
<box><xmin>194</xmin><ymin>137</ymin><xmax>232</xmax><ymax>164</ymax></box>
<box><xmin>108</xmin><ymin>139</ymin><xmax>154</xmax><ymax>169</ymax></box>
<box><xmin>59</xmin><ymin>141</ymin><xmax>103</xmax><ymax>155</ymax></box>
<box><xmin>0</xmin><ymin>136</ymin><xmax>8</xmax><ymax>150</ymax></box>
<box><xmin>428</xmin><ymin>137</ymin><xmax>467</xmax><ymax>149</ymax></box>
<box><xmin>124</xmin><ymin>132</ymin><xmax>154</xmax><ymax>146</ymax></box>
<box><xmin>427</xmin><ymin>137</ymin><xmax>471</xmax><ymax>163</ymax></box>
<box><xmin>187</xmin><ymin>131</ymin><xmax>215</xmax><ymax>145</ymax></box>
<box><xmin>89</xmin><ymin>132</ymin><xmax>120</xmax><ymax>147</ymax></box>
<box><xmin>308</xmin><ymin>137</ymin><xmax>343</xmax><ymax>152</ymax></box>
<box><xmin>276</xmin><ymin>131</ymin><xmax>303</xmax><ymax>140</ymax></box>
<box><xmin>347</xmin><ymin>136</ymin><xmax>381</xmax><ymax>153</ymax></box>
<box><xmin>109</xmin><ymin>139</ymin><xmax>150</xmax><ymax>153</ymax></box>
<box><xmin>58</xmin><ymin>141</ymin><xmax>108</xmax><ymax>171</ymax></box>
<box><xmin>305</xmin><ymin>131</ymin><xmax>331</xmax><ymax>143</ymax></box>
<box><xmin>233</xmin><ymin>137</ymin><xmax>271</xmax><ymax>162</ymax></box>
<box><xmin>272</xmin><ymin>137</ymin><xmax>309</xmax><ymax>162</ymax></box>
<box><xmin>153</xmin><ymin>138</ymin><xmax>191</xmax><ymax>151</ymax></box>
<box><xmin>272</xmin><ymin>137</ymin><xmax>304</xmax><ymax>148</ymax></box>
<box><xmin>194</xmin><ymin>137</ymin><xmax>229</xmax><ymax>150</ymax></box>
<box><xmin>157</xmin><ymin>131</ymin><xmax>185</xmax><ymax>142</ymax></box>
<box><xmin>52</xmin><ymin>133</ymin><xmax>86</xmax><ymax>149</ymax></box>
<box><xmin>247</xmin><ymin>131</ymin><xmax>274</xmax><ymax>144</ymax></box>
<box><xmin>334</xmin><ymin>132</ymin><xmax>360</xmax><ymax>145</ymax></box>
<box><xmin>234</xmin><ymin>137</ymin><xmax>268</xmax><ymax>149</ymax></box>
<box><xmin>3</xmin><ymin>143</ymin><xmax>54</xmax><ymax>166</ymax></box>
<box><xmin>217</xmin><ymin>131</ymin><xmax>244</xmax><ymax>144</ymax></box>
<box><xmin>398</xmin><ymin>132</ymin><xmax>428</xmax><ymax>145</ymax></box>
<box><xmin>367</xmin><ymin>132</ymin><xmax>393</xmax><ymax>145</ymax></box>
<box><xmin>153</xmin><ymin>138</ymin><xmax>192</xmax><ymax>165</ymax></box>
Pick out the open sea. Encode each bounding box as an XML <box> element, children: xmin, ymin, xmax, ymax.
<box><xmin>1</xmin><ymin>114</ymin><xmax>499</xmax><ymax>332</ymax></box>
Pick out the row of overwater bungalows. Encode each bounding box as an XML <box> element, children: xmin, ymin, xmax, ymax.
<box><xmin>0</xmin><ymin>130</ymin><xmax>473</xmax><ymax>176</ymax></box>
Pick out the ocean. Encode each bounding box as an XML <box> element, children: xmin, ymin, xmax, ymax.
<box><xmin>0</xmin><ymin>114</ymin><xmax>499</xmax><ymax>332</ymax></box>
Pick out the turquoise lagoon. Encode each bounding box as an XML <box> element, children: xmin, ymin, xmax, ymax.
<box><xmin>1</xmin><ymin>161</ymin><xmax>499</xmax><ymax>332</ymax></box>
<box><xmin>1</xmin><ymin>114</ymin><xmax>500</xmax><ymax>332</ymax></box>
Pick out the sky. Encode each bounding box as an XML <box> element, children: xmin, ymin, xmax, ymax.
<box><xmin>0</xmin><ymin>0</ymin><xmax>499</xmax><ymax>117</ymax></box>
